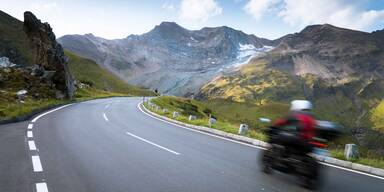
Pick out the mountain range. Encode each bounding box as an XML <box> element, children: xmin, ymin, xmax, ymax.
<box><xmin>58</xmin><ymin>22</ymin><xmax>277</xmax><ymax>95</ymax></box>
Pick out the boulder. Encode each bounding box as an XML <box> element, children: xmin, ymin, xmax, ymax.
<box><xmin>0</xmin><ymin>57</ymin><xmax>16</xmax><ymax>68</ymax></box>
<box><xmin>16</xmin><ymin>89</ymin><xmax>28</xmax><ymax>100</ymax></box>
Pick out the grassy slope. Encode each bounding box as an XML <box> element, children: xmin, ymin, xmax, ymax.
<box><xmin>0</xmin><ymin>11</ymin><xmax>33</xmax><ymax>64</ymax></box>
<box><xmin>66</xmin><ymin>50</ymin><xmax>153</xmax><ymax>96</ymax></box>
<box><xmin>371</xmin><ymin>100</ymin><xmax>384</xmax><ymax>131</ymax></box>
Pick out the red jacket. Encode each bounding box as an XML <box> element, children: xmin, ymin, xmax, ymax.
<box><xmin>273</xmin><ymin>112</ymin><xmax>316</xmax><ymax>141</ymax></box>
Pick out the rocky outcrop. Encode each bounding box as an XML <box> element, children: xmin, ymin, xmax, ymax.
<box><xmin>23</xmin><ymin>11</ymin><xmax>75</xmax><ymax>99</ymax></box>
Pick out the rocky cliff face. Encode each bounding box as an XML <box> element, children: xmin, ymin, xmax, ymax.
<box><xmin>58</xmin><ymin>22</ymin><xmax>275</xmax><ymax>95</ymax></box>
<box><xmin>23</xmin><ymin>11</ymin><xmax>75</xmax><ymax>99</ymax></box>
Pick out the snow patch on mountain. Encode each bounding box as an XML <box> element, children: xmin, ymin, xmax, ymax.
<box><xmin>233</xmin><ymin>44</ymin><xmax>274</xmax><ymax>68</ymax></box>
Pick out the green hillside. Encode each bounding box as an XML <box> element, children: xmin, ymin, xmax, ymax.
<box><xmin>65</xmin><ymin>50</ymin><xmax>153</xmax><ymax>97</ymax></box>
<box><xmin>0</xmin><ymin>11</ymin><xmax>33</xmax><ymax>65</ymax></box>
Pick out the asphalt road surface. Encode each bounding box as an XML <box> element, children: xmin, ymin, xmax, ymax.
<box><xmin>1</xmin><ymin>97</ymin><xmax>383</xmax><ymax>192</ymax></box>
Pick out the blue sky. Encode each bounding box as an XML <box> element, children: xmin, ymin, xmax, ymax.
<box><xmin>1</xmin><ymin>0</ymin><xmax>384</xmax><ymax>40</ymax></box>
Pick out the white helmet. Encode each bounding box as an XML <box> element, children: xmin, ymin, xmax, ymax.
<box><xmin>290</xmin><ymin>100</ymin><xmax>313</xmax><ymax>111</ymax></box>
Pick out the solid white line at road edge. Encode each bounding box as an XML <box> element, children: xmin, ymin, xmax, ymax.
<box><xmin>32</xmin><ymin>156</ymin><xmax>43</xmax><ymax>172</ymax></box>
<box><xmin>28</xmin><ymin>141</ymin><xmax>37</xmax><ymax>150</ymax></box>
<box><xmin>103</xmin><ymin>113</ymin><xmax>109</xmax><ymax>122</ymax></box>
<box><xmin>36</xmin><ymin>182</ymin><xmax>49</xmax><ymax>192</ymax></box>
<box><xmin>126</xmin><ymin>131</ymin><xmax>180</xmax><ymax>155</ymax></box>
<box><xmin>31</xmin><ymin>104</ymin><xmax>73</xmax><ymax>123</ymax></box>
<box><xmin>138</xmin><ymin>101</ymin><xmax>384</xmax><ymax>180</ymax></box>
<box><xmin>137</xmin><ymin>102</ymin><xmax>266</xmax><ymax>151</ymax></box>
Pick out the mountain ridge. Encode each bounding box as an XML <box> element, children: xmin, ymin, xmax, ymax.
<box><xmin>58</xmin><ymin>22</ymin><xmax>275</xmax><ymax>95</ymax></box>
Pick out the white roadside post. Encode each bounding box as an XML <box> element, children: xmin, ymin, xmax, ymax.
<box><xmin>208</xmin><ymin>117</ymin><xmax>216</xmax><ymax>127</ymax></box>
<box><xmin>345</xmin><ymin>144</ymin><xmax>359</xmax><ymax>160</ymax></box>
<box><xmin>162</xmin><ymin>108</ymin><xmax>168</xmax><ymax>113</ymax></box>
<box><xmin>173</xmin><ymin>111</ymin><xmax>179</xmax><ymax>118</ymax></box>
<box><xmin>238</xmin><ymin>124</ymin><xmax>249</xmax><ymax>135</ymax></box>
<box><xmin>189</xmin><ymin>115</ymin><xmax>197</xmax><ymax>121</ymax></box>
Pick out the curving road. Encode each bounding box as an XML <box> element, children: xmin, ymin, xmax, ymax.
<box><xmin>0</xmin><ymin>97</ymin><xmax>383</xmax><ymax>192</ymax></box>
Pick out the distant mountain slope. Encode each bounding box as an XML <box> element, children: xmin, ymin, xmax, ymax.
<box><xmin>199</xmin><ymin>24</ymin><xmax>384</xmax><ymax>101</ymax></box>
<box><xmin>198</xmin><ymin>24</ymin><xmax>384</xmax><ymax>150</ymax></box>
<box><xmin>269</xmin><ymin>24</ymin><xmax>384</xmax><ymax>81</ymax></box>
<box><xmin>58</xmin><ymin>22</ymin><xmax>275</xmax><ymax>95</ymax></box>
<box><xmin>65</xmin><ymin>50</ymin><xmax>152</xmax><ymax>96</ymax></box>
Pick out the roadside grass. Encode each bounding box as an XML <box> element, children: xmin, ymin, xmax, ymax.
<box><xmin>0</xmin><ymin>87</ymin><xmax>131</xmax><ymax>122</ymax></box>
<box><xmin>330</xmin><ymin>149</ymin><xmax>384</xmax><ymax>169</ymax></box>
<box><xmin>146</xmin><ymin>96</ymin><xmax>269</xmax><ymax>141</ymax></box>
<box><xmin>147</xmin><ymin>96</ymin><xmax>384</xmax><ymax>169</ymax></box>
<box><xmin>0</xmin><ymin>98</ymin><xmax>69</xmax><ymax>121</ymax></box>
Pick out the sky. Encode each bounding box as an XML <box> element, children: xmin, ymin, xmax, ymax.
<box><xmin>1</xmin><ymin>0</ymin><xmax>384</xmax><ymax>40</ymax></box>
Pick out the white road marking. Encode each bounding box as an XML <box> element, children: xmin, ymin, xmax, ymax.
<box><xmin>138</xmin><ymin>102</ymin><xmax>384</xmax><ymax>180</ymax></box>
<box><xmin>320</xmin><ymin>162</ymin><xmax>384</xmax><ymax>180</ymax></box>
<box><xmin>28</xmin><ymin>141</ymin><xmax>37</xmax><ymax>150</ymax></box>
<box><xmin>31</xmin><ymin>104</ymin><xmax>73</xmax><ymax>123</ymax></box>
<box><xmin>126</xmin><ymin>131</ymin><xmax>180</xmax><ymax>155</ymax></box>
<box><xmin>28</xmin><ymin>124</ymin><xmax>33</xmax><ymax>129</ymax></box>
<box><xmin>36</xmin><ymin>182</ymin><xmax>49</xmax><ymax>192</ymax></box>
<box><xmin>32</xmin><ymin>156</ymin><xmax>43</xmax><ymax>172</ymax></box>
<box><xmin>103</xmin><ymin>113</ymin><xmax>109</xmax><ymax>122</ymax></box>
<box><xmin>27</xmin><ymin>131</ymin><xmax>33</xmax><ymax>138</ymax></box>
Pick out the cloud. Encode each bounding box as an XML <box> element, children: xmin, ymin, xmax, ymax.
<box><xmin>162</xmin><ymin>1</ymin><xmax>175</xmax><ymax>12</ymax></box>
<box><xmin>244</xmin><ymin>0</ymin><xmax>280</xmax><ymax>20</ymax></box>
<box><xmin>30</xmin><ymin>1</ymin><xmax>58</xmax><ymax>12</ymax></box>
<box><xmin>179</xmin><ymin>0</ymin><xmax>222</xmax><ymax>22</ymax></box>
<box><xmin>244</xmin><ymin>0</ymin><xmax>384</xmax><ymax>31</ymax></box>
<box><xmin>279</xmin><ymin>0</ymin><xmax>384</xmax><ymax>30</ymax></box>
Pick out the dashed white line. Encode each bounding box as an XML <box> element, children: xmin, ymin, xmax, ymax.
<box><xmin>27</xmin><ymin>131</ymin><xmax>33</xmax><ymax>138</ymax></box>
<box><xmin>36</xmin><ymin>182</ymin><xmax>49</xmax><ymax>192</ymax></box>
<box><xmin>28</xmin><ymin>140</ymin><xmax>37</xmax><ymax>150</ymax></box>
<box><xmin>31</xmin><ymin>104</ymin><xmax>73</xmax><ymax>123</ymax></box>
<box><xmin>103</xmin><ymin>113</ymin><xmax>109</xmax><ymax>122</ymax></box>
<box><xmin>28</xmin><ymin>124</ymin><xmax>33</xmax><ymax>129</ymax></box>
<box><xmin>32</xmin><ymin>156</ymin><xmax>43</xmax><ymax>172</ymax></box>
<box><xmin>126</xmin><ymin>131</ymin><xmax>180</xmax><ymax>155</ymax></box>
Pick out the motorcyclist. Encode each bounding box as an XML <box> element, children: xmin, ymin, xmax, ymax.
<box><xmin>270</xmin><ymin>100</ymin><xmax>316</xmax><ymax>155</ymax></box>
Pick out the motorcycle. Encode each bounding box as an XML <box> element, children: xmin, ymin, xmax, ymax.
<box><xmin>259</xmin><ymin>118</ymin><xmax>341</xmax><ymax>190</ymax></box>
